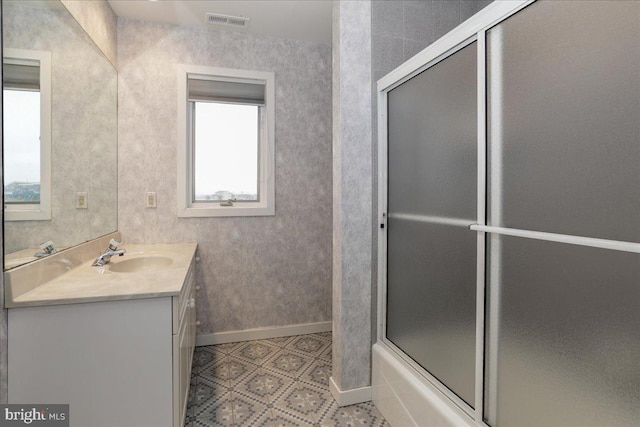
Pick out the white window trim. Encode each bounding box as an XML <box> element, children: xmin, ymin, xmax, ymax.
<box><xmin>177</xmin><ymin>64</ymin><xmax>275</xmax><ymax>218</ymax></box>
<box><xmin>4</xmin><ymin>48</ymin><xmax>52</xmax><ymax>221</ymax></box>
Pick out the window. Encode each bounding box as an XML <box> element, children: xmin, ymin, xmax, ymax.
<box><xmin>177</xmin><ymin>65</ymin><xmax>275</xmax><ymax>217</ymax></box>
<box><xmin>3</xmin><ymin>48</ymin><xmax>52</xmax><ymax>221</ymax></box>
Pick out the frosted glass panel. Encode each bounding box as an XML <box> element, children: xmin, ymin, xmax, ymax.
<box><xmin>387</xmin><ymin>45</ymin><xmax>477</xmax><ymax>219</ymax></box>
<box><xmin>386</xmin><ymin>42</ymin><xmax>477</xmax><ymax>407</ymax></box>
<box><xmin>487</xmin><ymin>0</ymin><xmax>640</xmax><ymax>242</ymax></box>
<box><xmin>484</xmin><ymin>235</ymin><xmax>640</xmax><ymax>426</ymax></box>
<box><xmin>387</xmin><ymin>219</ymin><xmax>477</xmax><ymax>405</ymax></box>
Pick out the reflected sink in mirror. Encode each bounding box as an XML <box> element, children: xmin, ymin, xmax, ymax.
<box><xmin>108</xmin><ymin>257</ymin><xmax>173</xmax><ymax>274</ymax></box>
<box><xmin>3</xmin><ymin>245</ymin><xmax>68</xmax><ymax>270</ymax></box>
<box><xmin>5</xmin><ymin>257</ymin><xmax>38</xmax><ymax>270</ymax></box>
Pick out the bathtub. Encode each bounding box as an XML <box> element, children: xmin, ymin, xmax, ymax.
<box><xmin>372</xmin><ymin>342</ymin><xmax>475</xmax><ymax>427</ymax></box>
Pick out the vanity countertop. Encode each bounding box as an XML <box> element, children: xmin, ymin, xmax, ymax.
<box><xmin>6</xmin><ymin>242</ymin><xmax>197</xmax><ymax>308</ymax></box>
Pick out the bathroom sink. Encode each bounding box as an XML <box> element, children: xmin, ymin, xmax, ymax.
<box><xmin>108</xmin><ymin>256</ymin><xmax>173</xmax><ymax>273</ymax></box>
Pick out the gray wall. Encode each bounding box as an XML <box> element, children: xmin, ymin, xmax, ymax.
<box><xmin>117</xmin><ymin>18</ymin><xmax>333</xmax><ymax>335</ymax></box>
<box><xmin>61</xmin><ymin>0</ymin><xmax>117</xmax><ymax>67</ymax></box>
<box><xmin>332</xmin><ymin>0</ymin><xmax>373</xmax><ymax>392</ymax></box>
<box><xmin>372</xmin><ymin>0</ymin><xmax>492</xmax><ymax>81</ymax></box>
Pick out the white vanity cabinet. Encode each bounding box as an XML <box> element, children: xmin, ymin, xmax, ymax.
<box><xmin>7</xmin><ymin>258</ymin><xmax>197</xmax><ymax>427</ymax></box>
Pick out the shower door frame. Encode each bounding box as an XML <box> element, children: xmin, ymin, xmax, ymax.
<box><xmin>378</xmin><ymin>0</ymin><xmax>640</xmax><ymax>424</ymax></box>
<box><xmin>376</xmin><ymin>1</ymin><xmax>532</xmax><ymax>425</ymax></box>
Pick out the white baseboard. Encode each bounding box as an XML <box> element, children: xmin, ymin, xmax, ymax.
<box><xmin>196</xmin><ymin>321</ymin><xmax>332</xmax><ymax>346</ymax></box>
<box><xmin>329</xmin><ymin>376</ymin><xmax>372</xmax><ymax>407</ymax></box>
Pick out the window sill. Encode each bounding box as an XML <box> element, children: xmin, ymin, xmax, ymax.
<box><xmin>5</xmin><ymin>206</ymin><xmax>52</xmax><ymax>221</ymax></box>
<box><xmin>177</xmin><ymin>203</ymin><xmax>274</xmax><ymax>218</ymax></box>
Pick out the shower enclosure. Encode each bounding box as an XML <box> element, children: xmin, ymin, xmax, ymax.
<box><xmin>374</xmin><ymin>1</ymin><xmax>640</xmax><ymax>426</ymax></box>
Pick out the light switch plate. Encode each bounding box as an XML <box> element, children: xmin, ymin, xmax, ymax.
<box><xmin>146</xmin><ymin>192</ymin><xmax>157</xmax><ymax>208</ymax></box>
<box><xmin>76</xmin><ymin>192</ymin><xmax>88</xmax><ymax>209</ymax></box>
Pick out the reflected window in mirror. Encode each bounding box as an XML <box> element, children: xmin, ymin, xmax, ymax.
<box><xmin>3</xmin><ymin>48</ymin><xmax>52</xmax><ymax>221</ymax></box>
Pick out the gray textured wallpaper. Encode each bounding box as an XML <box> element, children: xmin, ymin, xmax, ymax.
<box><xmin>372</xmin><ymin>0</ymin><xmax>493</xmax><ymax>80</ymax></box>
<box><xmin>61</xmin><ymin>0</ymin><xmax>117</xmax><ymax>67</ymax></box>
<box><xmin>117</xmin><ymin>18</ymin><xmax>332</xmax><ymax>335</ymax></box>
<box><xmin>332</xmin><ymin>0</ymin><xmax>374</xmax><ymax>392</ymax></box>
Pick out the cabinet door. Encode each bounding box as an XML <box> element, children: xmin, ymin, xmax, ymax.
<box><xmin>10</xmin><ymin>299</ymin><xmax>173</xmax><ymax>427</ymax></box>
<box><xmin>188</xmin><ymin>281</ymin><xmax>197</xmax><ymax>368</ymax></box>
<box><xmin>174</xmin><ymin>270</ymin><xmax>196</xmax><ymax>427</ymax></box>
<box><xmin>174</xmin><ymin>314</ymin><xmax>190</xmax><ymax>427</ymax></box>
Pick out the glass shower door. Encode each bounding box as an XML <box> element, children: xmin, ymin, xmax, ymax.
<box><xmin>386</xmin><ymin>41</ymin><xmax>478</xmax><ymax>407</ymax></box>
<box><xmin>484</xmin><ymin>1</ymin><xmax>640</xmax><ymax>425</ymax></box>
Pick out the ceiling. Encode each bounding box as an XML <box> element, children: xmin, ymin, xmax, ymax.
<box><xmin>107</xmin><ymin>0</ymin><xmax>332</xmax><ymax>44</ymax></box>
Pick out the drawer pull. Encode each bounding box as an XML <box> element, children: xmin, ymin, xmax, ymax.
<box><xmin>188</xmin><ymin>298</ymin><xmax>196</xmax><ymax>308</ymax></box>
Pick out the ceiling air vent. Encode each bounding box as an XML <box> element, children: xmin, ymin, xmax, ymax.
<box><xmin>206</xmin><ymin>13</ymin><xmax>250</xmax><ymax>28</ymax></box>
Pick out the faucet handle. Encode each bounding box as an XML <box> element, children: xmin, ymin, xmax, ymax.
<box><xmin>39</xmin><ymin>240</ymin><xmax>57</xmax><ymax>255</ymax></box>
<box><xmin>108</xmin><ymin>239</ymin><xmax>123</xmax><ymax>251</ymax></box>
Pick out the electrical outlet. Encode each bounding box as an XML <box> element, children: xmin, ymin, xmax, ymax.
<box><xmin>146</xmin><ymin>192</ymin><xmax>157</xmax><ymax>208</ymax></box>
<box><xmin>76</xmin><ymin>192</ymin><xmax>88</xmax><ymax>209</ymax></box>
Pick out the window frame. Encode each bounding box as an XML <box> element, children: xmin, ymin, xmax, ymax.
<box><xmin>191</xmin><ymin>101</ymin><xmax>261</xmax><ymax>203</ymax></box>
<box><xmin>3</xmin><ymin>48</ymin><xmax>52</xmax><ymax>221</ymax></box>
<box><xmin>177</xmin><ymin>65</ymin><xmax>275</xmax><ymax>218</ymax></box>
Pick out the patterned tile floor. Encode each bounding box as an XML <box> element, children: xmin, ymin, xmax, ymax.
<box><xmin>185</xmin><ymin>333</ymin><xmax>389</xmax><ymax>426</ymax></box>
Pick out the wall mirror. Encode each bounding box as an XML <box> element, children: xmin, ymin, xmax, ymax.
<box><xmin>3</xmin><ymin>0</ymin><xmax>118</xmax><ymax>269</ymax></box>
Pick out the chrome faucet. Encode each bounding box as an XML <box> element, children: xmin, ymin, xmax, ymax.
<box><xmin>92</xmin><ymin>239</ymin><xmax>126</xmax><ymax>267</ymax></box>
<box><xmin>34</xmin><ymin>240</ymin><xmax>57</xmax><ymax>258</ymax></box>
